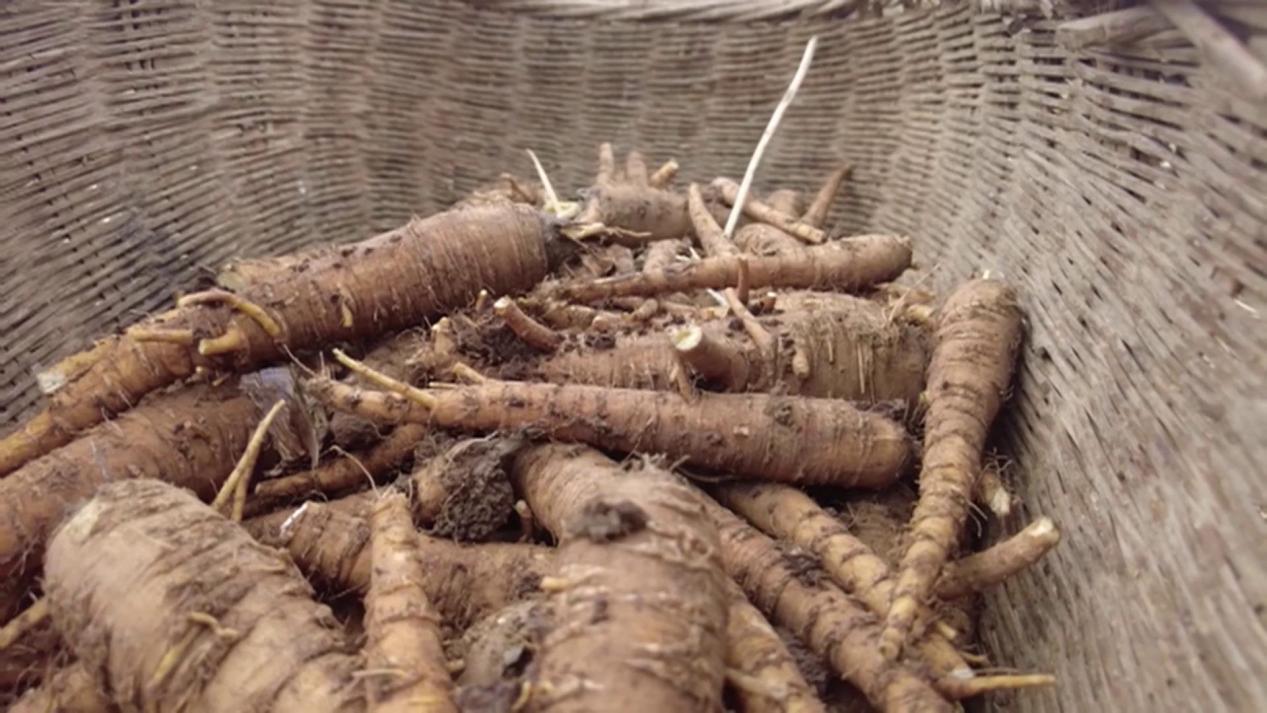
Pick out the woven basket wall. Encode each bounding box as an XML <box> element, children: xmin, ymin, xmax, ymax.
<box><xmin>2</xmin><ymin>0</ymin><xmax>1264</xmax><ymax>709</ymax></box>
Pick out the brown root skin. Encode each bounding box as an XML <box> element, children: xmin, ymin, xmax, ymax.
<box><xmin>723</xmin><ymin>579</ymin><xmax>826</xmax><ymax>713</ymax></box>
<box><xmin>882</xmin><ymin>279</ymin><xmax>1023</xmax><ymax>659</ymax></box>
<box><xmin>801</xmin><ymin>166</ymin><xmax>850</xmax><ymax>229</ymax></box>
<box><xmin>0</xmin><ymin>382</ymin><xmax>262</xmax><ymax>612</ymax></box>
<box><xmin>936</xmin><ymin>517</ymin><xmax>1060</xmax><ymax>599</ymax></box>
<box><xmin>411</xmin><ymin>436</ymin><xmax>522</xmax><ymax>541</ymax></box>
<box><xmin>495</xmin><ymin>297</ymin><xmax>563</xmax><ymax>353</ymax></box>
<box><xmin>512</xmin><ymin>444</ymin><xmax>729</xmax><ymax>713</ymax></box>
<box><xmin>244</xmin><ymin>496</ymin><xmax>551</xmax><ymax>630</ymax></box>
<box><xmin>45</xmin><ymin>480</ymin><xmax>363</xmax><ymax>713</ymax></box>
<box><xmin>526</xmin><ymin>291</ymin><xmax>929</xmax><ymax>405</ymax></box>
<box><xmin>688</xmin><ymin>182</ymin><xmax>738</xmax><ymax>257</ymax></box>
<box><xmin>734</xmin><ymin>190</ymin><xmax>806</xmax><ymax>257</ymax></box>
<box><xmin>248</xmin><ymin>423</ymin><xmax>427</xmax><ymax>516</ymax></box>
<box><xmin>0</xmin><ymin>204</ymin><xmax>561</xmax><ymax>477</ymax></box>
<box><xmin>454</xmin><ymin>599</ymin><xmax>551</xmax><ymax>708</ymax></box>
<box><xmin>712</xmin><ymin>482</ymin><xmax>969</xmax><ymax>679</ymax></box>
<box><xmin>10</xmin><ymin>662</ymin><xmax>114</xmax><ymax>713</ymax></box>
<box><xmin>306</xmin><ymin>376</ymin><xmax>912</xmax><ymax>488</ymax></box>
<box><xmin>575</xmin><ymin>145</ymin><xmax>691</xmax><ymax>242</ymax></box>
<box><xmin>641</xmin><ymin>238</ymin><xmax>688</xmax><ymax>273</ymax></box>
<box><xmin>365</xmin><ymin>493</ymin><xmax>457</xmax><ymax>712</ymax></box>
<box><xmin>554</xmin><ymin>234</ymin><xmax>912</xmax><ymax>303</ymax></box>
<box><xmin>713</xmin><ymin>178</ymin><xmax>825</xmax><ymax>244</ymax></box>
<box><xmin>704</xmin><ymin>498</ymin><xmax>951</xmax><ymax>713</ymax></box>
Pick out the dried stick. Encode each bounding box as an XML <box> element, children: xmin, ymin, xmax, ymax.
<box><xmin>722</xmin><ymin>36</ymin><xmax>818</xmax><ymax>241</ymax></box>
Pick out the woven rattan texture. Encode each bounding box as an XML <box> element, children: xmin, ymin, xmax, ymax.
<box><xmin>1</xmin><ymin>1</ymin><xmax>1264</xmax><ymax>710</ymax></box>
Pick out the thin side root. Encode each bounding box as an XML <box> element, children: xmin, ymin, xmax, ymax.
<box><xmin>198</xmin><ymin>326</ymin><xmax>248</xmax><ymax>356</ymax></box>
<box><xmin>211</xmin><ymin>400</ymin><xmax>287</xmax><ymax>520</ymax></box>
<box><xmin>724</xmin><ymin>288</ymin><xmax>775</xmax><ymax>358</ymax></box>
<box><xmin>126</xmin><ymin>327</ymin><xmax>196</xmax><ymax>345</ymax></box>
<box><xmin>333</xmin><ymin>348</ymin><xmax>437</xmax><ymax>409</ymax></box>
<box><xmin>937</xmin><ymin>673</ymin><xmax>1057</xmax><ymax>699</ymax></box>
<box><xmin>0</xmin><ymin>597</ymin><xmax>49</xmax><ymax>650</ymax></box>
<box><xmin>178</xmin><ymin>289</ymin><xmax>283</xmax><ymax>337</ymax></box>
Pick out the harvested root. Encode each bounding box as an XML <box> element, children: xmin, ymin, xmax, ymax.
<box><xmin>801</xmin><ymin>166</ymin><xmax>850</xmax><ymax>229</ymax></box>
<box><xmin>937</xmin><ymin>517</ymin><xmax>1061</xmax><ymax>599</ymax></box>
<box><xmin>689</xmin><ymin>183</ymin><xmax>738</xmax><ymax>257</ymax></box>
<box><xmin>0</xmin><ymin>383</ymin><xmax>262</xmax><ymax>614</ymax></box>
<box><xmin>412</xmin><ymin>436</ymin><xmax>522</xmax><ymax>541</ymax></box>
<box><xmin>245</xmin><ymin>497</ymin><xmax>551</xmax><ymax>629</ymax></box>
<box><xmin>723</xmin><ymin>579</ymin><xmax>825</xmax><ymax>713</ymax></box>
<box><xmin>713</xmin><ymin>178</ymin><xmax>825</xmax><ymax>244</ymax></box>
<box><xmin>575</xmin><ymin>144</ymin><xmax>691</xmax><ymax>240</ymax></box>
<box><xmin>512</xmin><ymin>444</ymin><xmax>728</xmax><ymax>712</ymax></box>
<box><xmin>555</xmin><ymin>234</ymin><xmax>911</xmax><ymax>302</ymax></box>
<box><xmin>307</xmin><ymin>369</ymin><xmax>912</xmax><ymax>488</ymax></box>
<box><xmin>529</xmin><ymin>292</ymin><xmax>929</xmax><ymax>404</ymax></box>
<box><xmin>641</xmin><ymin>238</ymin><xmax>688</xmax><ymax>273</ymax></box>
<box><xmin>0</xmin><ymin>204</ymin><xmax>566</xmax><ymax>476</ymax></box>
<box><xmin>713</xmin><ymin>482</ymin><xmax>969</xmax><ymax>678</ymax></box>
<box><xmin>734</xmin><ymin>189</ymin><xmax>807</xmax><ymax>256</ymax></box>
<box><xmin>704</xmin><ymin>498</ymin><xmax>951</xmax><ymax>713</ymax></box>
<box><xmin>364</xmin><ymin>493</ymin><xmax>456</xmax><ymax>712</ymax></box>
<box><xmin>883</xmin><ymin>279</ymin><xmax>1023</xmax><ymax>659</ymax></box>
<box><xmin>44</xmin><ymin>480</ymin><xmax>364</xmax><ymax>713</ymax></box>
<box><xmin>248</xmin><ymin>423</ymin><xmax>428</xmax><ymax>516</ymax></box>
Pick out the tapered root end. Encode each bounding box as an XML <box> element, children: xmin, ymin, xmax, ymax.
<box><xmin>938</xmin><ymin>673</ymin><xmax>1057</xmax><ymax>699</ymax></box>
<box><xmin>198</xmin><ymin>328</ymin><xmax>248</xmax><ymax>356</ymax></box>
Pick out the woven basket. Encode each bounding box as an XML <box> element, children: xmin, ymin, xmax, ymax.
<box><xmin>2</xmin><ymin>0</ymin><xmax>1264</xmax><ymax>709</ymax></box>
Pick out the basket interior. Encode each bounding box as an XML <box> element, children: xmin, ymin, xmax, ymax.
<box><xmin>1</xmin><ymin>1</ymin><xmax>1264</xmax><ymax>709</ymax></box>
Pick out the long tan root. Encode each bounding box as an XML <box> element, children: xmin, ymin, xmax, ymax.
<box><xmin>713</xmin><ymin>178</ymin><xmax>825</xmax><ymax>244</ymax></box>
<box><xmin>364</xmin><ymin>492</ymin><xmax>457</xmax><ymax>712</ymax></box>
<box><xmin>704</xmin><ymin>498</ymin><xmax>951</xmax><ymax>713</ymax></box>
<box><xmin>713</xmin><ymin>482</ymin><xmax>970</xmax><ymax>679</ymax></box>
<box><xmin>0</xmin><ymin>204</ymin><xmax>560</xmax><ymax>477</ymax></box>
<box><xmin>244</xmin><ymin>496</ymin><xmax>552</xmax><ymax>629</ymax></box>
<box><xmin>555</xmin><ymin>235</ymin><xmax>911</xmax><ymax>303</ymax></box>
<box><xmin>248</xmin><ymin>423</ymin><xmax>428</xmax><ymax>516</ymax></box>
<box><xmin>801</xmin><ymin>166</ymin><xmax>851</xmax><ymax>229</ymax></box>
<box><xmin>723</xmin><ymin>580</ymin><xmax>826</xmax><ymax>713</ymax></box>
<box><xmin>882</xmin><ymin>279</ymin><xmax>1023</xmax><ymax>659</ymax></box>
<box><xmin>306</xmin><ymin>375</ymin><xmax>912</xmax><ymax>488</ymax></box>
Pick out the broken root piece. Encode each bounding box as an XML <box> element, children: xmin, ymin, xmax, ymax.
<box><xmin>936</xmin><ymin>518</ymin><xmax>1061</xmax><ymax>599</ymax></box>
<box><xmin>494</xmin><ymin>297</ymin><xmax>562</xmax><ymax>353</ymax></box>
